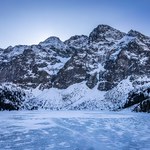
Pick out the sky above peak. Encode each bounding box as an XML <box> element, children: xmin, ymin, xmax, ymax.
<box><xmin>0</xmin><ymin>0</ymin><xmax>150</xmax><ymax>48</ymax></box>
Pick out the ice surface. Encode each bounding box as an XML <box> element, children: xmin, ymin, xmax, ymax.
<box><xmin>0</xmin><ymin>111</ymin><xmax>150</xmax><ymax>150</ymax></box>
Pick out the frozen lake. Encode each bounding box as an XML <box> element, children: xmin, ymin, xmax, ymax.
<box><xmin>0</xmin><ymin>111</ymin><xmax>150</xmax><ymax>150</ymax></box>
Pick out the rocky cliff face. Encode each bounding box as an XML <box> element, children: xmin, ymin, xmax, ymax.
<box><xmin>0</xmin><ymin>24</ymin><xmax>150</xmax><ymax>112</ymax></box>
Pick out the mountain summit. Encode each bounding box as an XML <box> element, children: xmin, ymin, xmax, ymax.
<box><xmin>39</xmin><ymin>36</ymin><xmax>66</xmax><ymax>49</ymax></box>
<box><xmin>89</xmin><ymin>24</ymin><xmax>125</xmax><ymax>43</ymax></box>
<box><xmin>0</xmin><ymin>24</ymin><xmax>150</xmax><ymax>112</ymax></box>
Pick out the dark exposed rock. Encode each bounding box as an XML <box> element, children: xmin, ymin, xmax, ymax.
<box><xmin>128</xmin><ymin>30</ymin><xmax>150</xmax><ymax>48</ymax></box>
<box><xmin>123</xmin><ymin>87</ymin><xmax>150</xmax><ymax>112</ymax></box>
<box><xmin>98</xmin><ymin>81</ymin><xmax>116</xmax><ymax>91</ymax></box>
<box><xmin>89</xmin><ymin>24</ymin><xmax>125</xmax><ymax>43</ymax></box>
<box><xmin>124</xmin><ymin>92</ymin><xmax>148</xmax><ymax>108</ymax></box>
<box><xmin>53</xmin><ymin>53</ymin><xmax>87</xmax><ymax>89</ymax></box>
<box><xmin>102</xmin><ymin>38</ymin><xmax>150</xmax><ymax>91</ymax></box>
<box><xmin>64</xmin><ymin>35</ymin><xmax>88</xmax><ymax>49</ymax></box>
<box><xmin>86</xmin><ymin>73</ymin><xmax>98</xmax><ymax>89</ymax></box>
<box><xmin>133</xmin><ymin>99</ymin><xmax>150</xmax><ymax>113</ymax></box>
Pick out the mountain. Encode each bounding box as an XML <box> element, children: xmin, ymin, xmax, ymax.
<box><xmin>0</xmin><ymin>24</ymin><xmax>150</xmax><ymax>112</ymax></box>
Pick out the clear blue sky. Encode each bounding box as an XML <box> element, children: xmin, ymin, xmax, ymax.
<box><xmin>0</xmin><ymin>0</ymin><xmax>150</xmax><ymax>48</ymax></box>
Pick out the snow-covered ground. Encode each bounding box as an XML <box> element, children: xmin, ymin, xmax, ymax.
<box><xmin>0</xmin><ymin>111</ymin><xmax>150</xmax><ymax>150</ymax></box>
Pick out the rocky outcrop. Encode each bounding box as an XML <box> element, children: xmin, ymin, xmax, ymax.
<box><xmin>124</xmin><ymin>87</ymin><xmax>150</xmax><ymax>113</ymax></box>
<box><xmin>64</xmin><ymin>35</ymin><xmax>88</xmax><ymax>49</ymax></box>
<box><xmin>134</xmin><ymin>99</ymin><xmax>150</xmax><ymax>112</ymax></box>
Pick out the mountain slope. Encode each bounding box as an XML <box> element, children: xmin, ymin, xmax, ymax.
<box><xmin>0</xmin><ymin>24</ymin><xmax>150</xmax><ymax>112</ymax></box>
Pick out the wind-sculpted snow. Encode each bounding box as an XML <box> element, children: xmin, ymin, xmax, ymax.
<box><xmin>0</xmin><ymin>111</ymin><xmax>150</xmax><ymax>150</ymax></box>
<box><xmin>30</xmin><ymin>82</ymin><xmax>107</xmax><ymax>110</ymax></box>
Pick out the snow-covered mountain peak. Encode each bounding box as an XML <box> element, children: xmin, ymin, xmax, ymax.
<box><xmin>128</xmin><ymin>30</ymin><xmax>146</xmax><ymax>38</ymax></box>
<box><xmin>128</xmin><ymin>30</ymin><xmax>150</xmax><ymax>48</ymax></box>
<box><xmin>89</xmin><ymin>24</ymin><xmax>126</xmax><ymax>43</ymax></box>
<box><xmin>64</xmin><ymin>35</ymin><xmax>88</xmax><ymax>49</ymax></box>
<box><xmin>0</xmin><ymin>45</ymin><xmax>30</xmax><ymax>61</ymax></box>
<box><xmin>96</xmin><ymin>24</ymin><xmax>116</xmax><ymax>31</ymax></box>
<box><xmin>39</xmin><ymin>36</ymin><xmax>66</xmax><ymax>49</ymax></box>
<box><xmin>110</xmin><ymin>35</ymin><xmax>135</xmax><ymax>49</ymax></box>
<box><xmin>6</xmin><ymin>46</ymin><xmax>13</xmax><ymax>49</ymax></box>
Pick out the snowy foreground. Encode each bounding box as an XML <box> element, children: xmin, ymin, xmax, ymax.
<box><xmin>0</xmin><ymin>111</ymin><xmax>150</xmax><ymax>150</ymax></box>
